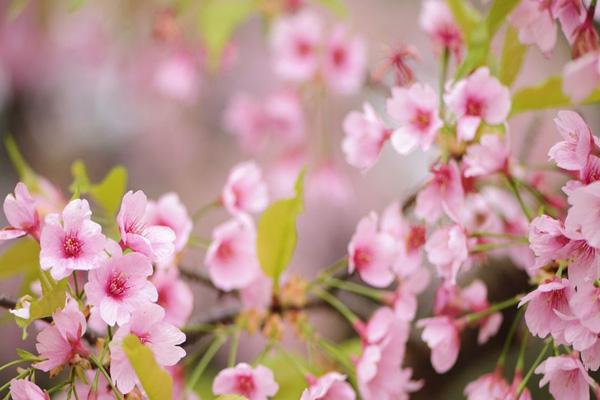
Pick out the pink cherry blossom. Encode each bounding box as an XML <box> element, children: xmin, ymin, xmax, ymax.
<box><xmin>305</xmin><ymin>161</ymin><xmax>352</xmax><ymax>206</ymax></box>
<box><xmin>419</xmin><ymin>0</ymin><xmax>463</xmax><ymax>58</ymax></box>
<box><xmin>461</xmin><ymin>280</ymin><xmax>502</xmax><ymax>344</ymax></box>
<box><xmin>565</xmin><ymin>181</ymin><xmax>600</xmax><ymax>248</ymax></box>
<box><xmin>153</xmin><ymin>51</ymin><xmax>200</xmax><ymax>103</ymax></box>
<box><xmin>518</xmin><ymin>278</ymin><xmax>573</xmax><ymax>339</ymax></box>
<box><xmin>505</xmin><ymin>370</ymin><xmax>532</xmax><ymax>400</ymax></box>
<box><xmin>535</xmin><ymin>355</ymin><xmax>595</xmax><ymax>400</ymax></box>
<box><xmin>270</xmin><ymin>11</ymin><xmax>322</xmax><ymax>82</ymax></box>
<box><xmin>117</xmin><ymin>190</ymin><xmax>176</xmax><ymax>264</ymax></box>
<box><xmin>39</xmin><ymin>199</ymin><xmax>107</xmax><ymax>280</ymax></box>
<box><xmin>386</xmin><ymin>82</ymin><xmax>442</xmax><ymax>154</ymax></box>
<box><xmin>425</xmin><ymin>224</ymin><xmax>469</xmax><ymax>284</ymax></box>
<box><xmin>84</xmin><ymin>251</ymin><xmax>158</xmax><ymax>326</ymax></box>
<box><xmin>549</xmin><ymin>110</ymin><xmax>597</xmax><ymax>171</ymax></box>
<box><xmin>389</xmin><ymin>268</ymin><xmax>431</xmax><ymax>321</ymax></box>
<box><xmin>1</xmin><ymin>182</ymin><xmax>40</xmax><ymax>241</ymax></box>
<box><xmin>34</xmin><ymin>298</ymin><xmax>89</xmax><ymax>372</ymax></box>
<box><xmin>262</xmin><ymin>89</ymin><xmax>305</xmax><ymax>144</ymax></box>
<box><xmin>528</xmin><ymin>215</ymin><xmax>573</xmax><ymax>269</ymax></box>
<box><xmin>240</xmin><ymin>273</ymin><xmax>273</xmax><ymax>311</ymax></box>
<box><xmin>222</xmin><ymin>161</ymin><xmax>269</xmax><ymax>215</ymax></box>
<box><xmin>300</xmin><ymin>372</ymin><xmax>355</xmax><ymax>400</ymax></box>
<box><xmin>566</xmin><ymin>240</ymin><xmax>598</xmax><ymax>287</ymax></box>
<box><xmin>109</xmin><ymin>303</ymin><xmax>186</xmax><ymax>394</ymax></box>
<box><xmin>464</xmin><ymin>371</ymin><xmax>510</xmax><ymax>400</ymax></box>
<box><xmin>152</xmin><ymin>268</ymin><xmax>194</xmax><ymax>327</ymax></box>
<box><xmin>509</xmin><ymin>0</ymin><xmax>558</xmax><ymax>54</ymax></box>
<box><xmin>362</xmin><ymin>307</ymin><xmax>409</xmax><ymax>359</ymax></box>
<box><xmin>146</xmin><ymin>192</ymin><xmax>192</xmax><ymax>253</ymax></box>
<box><xmin>9</xmin><ymin>379</ymin><xmax>49</xmax><ymax>400</ymax></box>
<box><xmin>569</xmin><ymin>282</ymin><xmax>600</xmax><ymax>334</ymax></box>
<box><xmin>322</xmin><ymin>25</ymin><xmax>366</xmax><ymax>94</ymax></box>
<box><xmin>445</xmin><ymin>67</ymin><xmax>511</xmax><ymax>142</ymax></box>
<box><xmin>417</xmin><ymin>316</ymin><xmax>461</xmax><ymax>373</ymax></box>
<box><xmin>348</xmin><ymin>212</ymin><xmax>396</xmax><ymax>288</ymax></box>
<box><xmin>205</xmin><ymin>214</ymin><xmax>261</xmax><ymax>291</ymax></box>
<box><xmin>415</xmin><ymin>160</ymin><xmax>465</xmax><ymax>223</ymax></box>
<box><xmin>563</xmin><ymin>51</ymin><xmax>600</xmax><ymax>102</ymax></box>
<box><xmin>223</xmin><ymin>92</ymin><xmax>267</xmax><ymax>153</ymax></box>
<box><xmin>213</xmin><ymin>363</ymin><xmax>279</xmax><ymax>400</ymax></box>
<box><xmin>463</xmin><ymin>134</ymin><xmax>510</xmax><ymax>177</ymax></box>
<box><xmin>342</xmin><ymin>103</ymin><xmax>390</xmax><ymax>171</ymax></box>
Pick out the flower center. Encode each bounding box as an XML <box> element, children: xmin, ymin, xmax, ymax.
<box><xmin>465</xmin><ymin>98</ymin><xmax>483</xmax><ymax>116</ymax></box>
<box><xmin>63</xmin><ymin>235</ymin><xmax>83</xmax><ymax>258</ymax></box>
<box><xmin>411</xmin><ymin>110</ymin><xmax>431</xmax><ymax>131</ymax></box>
<box><xmin>353</xmin><ymin>247</ymin><xmax>372</xmax><ymax>270</ymax></box>
<box><xmin>217</xmin><ymin>241</ymin><xmax>235</xmax><ymax>261</ymax></box>
<box><xmin>332</xmin><ymin>46</ymin><xmax>347</xmax><ymax>67</ymax></box>
<box><xmin>106</xmin><ymin>272</ymin><xmax>130</xmax><ymax>300</ymax></box>
<box><xmin>406</xmin><ymin>225</ymin><xmax>426</xmax><ymax>252</ymax></box>
<box><xmin>235</xmin><ymin>374</ymin><xmax>256</xmax><ymax>396</ymax></box>
<box><xmin>295</xmin><ymin>40</ymin><xmax>312</xmax><ymax>58</ymax></box>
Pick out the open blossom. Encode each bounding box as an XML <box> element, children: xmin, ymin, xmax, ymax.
<box><xmin>213</xmin><ymin>363</ymin><xmax>279</xmax><ymax>400</ymax></box>
<box><xmin>39</xmin><ymin>199</ymin><xmax>107</xmax><ymax>280</ymax></box>
<box><xmin>386</xmin><ymin>82</ymin><xmax>442</xmax><ymax>154</ymax></box>
<box><xmin>146</xmin><ymin>192</ymin><xmax>192</xmax><ymax>253</ymax></box>
<box><xmin>117</xmin><ymin>190</ymin><xmax>176</xmax><ymax>263</ymax></box>
<box><xmin>464</xmin><ymin>371</ymin><xmax>510</xmax><ymax>400</ymax></box>
<box><xmin>569</xmin><ymin>282</ymin><xmax>600</xmax><ymax>334</ymax></box>
<box><xmin>415</xmin><ymin>160</ymin><xmax>464</xmax><ymax>223</ymax></box>
<box><xmin>417</xmin><ymin>316</ymin><xmax>461</xmax><ymax>373</ymax></box>
<box><xmin>519</xmin><ymin>278</ymin><xmax>573</xmax><ymax>339</ymax></box>
<box><xmin>205</xmin><ymin>214</ymin><xmax>261</xmax><ymax>291</ymax></box>
<box><xmin>109</xmin><ymin>303</ymin><xmax>186</xmax><ymax>394</ymax></box>
<box><xmin>535</xmin><ymin>355</ymin><xmax>595</xmax><ymax>400</ymax></box>
<box><xmin>420</xmin><ymin>0</ymin><xmax>463</xmax><ymax>57</ymax></box>
<box><xmin>509</xmin><ymin>0</ymin><xmax>558</xmax><ymax>54</ymax></box>
<box><xmin>528</xmin><ymin>215</ymin><xmax>572</xmax><ymax>269</ymax></box>
<box><xmin>152</xmin><ymin>268</ymin><xmax>194</xmax><ymax>327</ymax></box>
<box><xmin>445</xmin><ymin>67</ymin><xmax>511</xmax><ymax>142</ymax></box>
<box><xmin>425</xmin><ymin>224</ymin><xmax>469</xmax><ymax>284</ymax></box>
<box><xmin>463</xmin><ymin>134</ymin><xmax>509</xmax><ymax>177</ymax></box>
<box><xmin>342</xmin><ymin>103</ymin><xmax>390</xmax><ymax>171</ymax></box>
<box><xmin>549</xmin><ymin>111</ymin><xmax>597</xmax><ymax>171</ymax></box>
<box><xmin>348</xmin><ymin>212</ymin><xmax>396</xmax><ymax>288</ymax></box>
<box><xmin>461</xmin><ymin>280</ymin><xmax>502</xmax><ymax>344</ymax></box>
<box><xmin>389</xmin><ymin>267</ymin><xmax>431</xmax><ymax>321</ymax></box>
<box><xmin>9</xmin><ymin>380</ymin><xmax>49</xmax><ymax>400</ymax></box>
<box><xmin>34</xmin><ymin>299</ymin><xmax>89</xmax><ymax>373</ymax></box>
<box><xmin>563</xmin><ymin>52</ymin><xmax>600</xmax><ymax>102</ymax></box>
<box><xmin>1</xmin><ymin>182</ymin><xmax>40</xmax><ymax>241</ymax></box>
<box><xmin>85</xmin><ymin>251</ymin><xmax>158</xmax><ymax>326</ymax></box>
<box><xmin>565</xmin><ymin>181</ymin><xmax>600</xmax><ymax>248</ymax></box>
<box><xmin>322</xmin><ymin>25</ymin><xmax>366</xmax><ymax>94</ymax></box>
<box><xmin>222</xmin><ymin>161</ymin><xmax>269</xmax><ymax>215</ymax></box>
<box><xmin>300</xmin><ymin>372</ymin><xmax>355</xmax><ymax>400</ymax></box>
<box><xmin>270</xmin><ymin>10</ymin><xmax>322</xmax><ymax>82</ymax></box>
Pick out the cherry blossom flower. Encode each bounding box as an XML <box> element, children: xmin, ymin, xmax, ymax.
<box><xmin>240</xmin><ymin>273</ymin><xmax>273</xmax><ymax>311</ymax></box>
<box><xmin>509</xmin><ymin>0</ymin><xmax>558</xmax><ymax>54</ymax></box>
<box><xmin>569</xmin><ymin>282</ymin><xmax>600</xmax><ymax>334</ymax></box>
<box><xmin>419</xmin><ymin>0</ymin><xmax>463</xmax><ymax>58</ymax></box>
<box><xmin>146</xmin><ymin>192</ymin><xmax>192</xmax><ymax>253</ymax></box>
<box><xmin>205</xmin><ymin>214</ymin><xmax>261</xmax><ymax>291</ymax></box>
<box><xmin>389</xmin><ymin>267</ymin><xmax>431</xmax><ymax>321</ymax></box>
<box><xmin>223</xmin><ymin>93</ymin><xmax>267</xmax><ymax>153</ymax></box>
<box><xmin>415</xmin><ymin>160</ymin><xmax>465</xmax><ymax>223</ymax></box>
<box><xmin>425</xmin><ymin>224</ymin><xmax>469</xmax><ymax>284</ymax></box>
<box><xmin>85</xmin><ymin>251</ymin><xmax>158</xmax><ymax>326</ymax></box>
<box><xmin>348</xmin><ymin>212</ymin><xmax>396</xmax><ymax>288</ymax></box>
<box><xmin>152</xmin><ymin>268</ymin><xmax>194</xmax><ymax>327</ymax></box>
<box><xmin>0</xmin><ymin>182</ymin><xmax>40</xmax><ymax>241</ymax></box>
<box><xmin>362</xmin><ymin>307</ymin><xmax>410</xmax><ymax>358</ymax></box>
<box><xmin>461</xmin><ymin>280</ymin><xmax>502</xmax><ymax>344</ymax></box>
<box><xmin>306</xmin><ymin>161</ymin><xmax>352</xmax><ymax>206</ymax></box>
<box><xmin>535</xmin><ymin>355</ymin><xmax>595</xmax><ymax>400</ymax></box>
<box><xmin>464</xmin><ymin>371</ymin><xmax>510</xmax><ymax>400</ymax></box>
<box><xmin>445</xmin><ymin>67</ymin><xmax>511</xmax><ymax>142</ymax></box>
<box><xmin>117</xmin><ymin>190</ymin><xmax>176</xmax><ymax>264</ymax></box>
<box><xmin>39</xmin><ymin>198</ymin><xmax>107</xmax><ymax>280</ymax></box>
<box><xmin>263</xmin><ymin>89</ymin><xmax>305</xmax><ymax>144</ymax></box>
<box><xmin>528</xmin><ymin>215</ymin><xmax>573</xmax><ymax>269</ymax></box>
<box><xmin>322</xmin><ymin>25</ymin><xmax>366</xmax><ymax>94</ymax></box>
<box><xmin>386</xmin><ymin>82</ymin><xmax>442</xmax><ymax>154</ymax></box>
<box><xmin>549</xmin><ymin>110</ymin><xmax>597</xmax><ymax>171</ymax></box>
<box><xmin>463</xmin><ymin>134</ymin><xmax>510</xmax><ymax>177</ymax></box>
<box><xmin>153</xmin><ymin>52</ymin><xmax>200</xmax><ymax>103</ymax></box>
<box><xmin>222</xmin><ymin>161</ymin><xmax>269</xmax><ymax>215</ymax></box>
<box><xmin>270</xmin><ymin>11</ymin><xmax>322</xmax><ymax>82</ymax></box>
<box><xmin>505</xmin><ymin>370</ymin><xmax>532</xmax><ymax>400</ymax></box>
<box><xmin>417</xmin><ymin>316</ymin><xmax>461</xmax><ymax>373</ymax></box>
<box><xmin>565</xmin><ymin>181</ymin><xmax>600</xmax><ymax>248</ymax></box>
<box><xmin>563</xmin><ymin>52</ymin><xmax>600</xmax><ymax>102</ymax></box>
<box><xmin>9</xmin><ymin>379</ymin><xmax>49</xmax><ymax>400</ymax></box>
<box><xmin>300</xmin><ymin>372</ymin><xmax>355</xmax><ymax>400</ymax></box>
<box><xmin>342</xmin><ymin>103</ymin><xmax>390</xmax><ymax>171</ymax></box>
<box><xmin>109</xmin><ymin>303</ymin><xmax>186</xmax><ymax>394</ymax></box>
<box><xmin>213</xmin><ymin>363</ymin><xmax>279</xmax><ymax>400</ymax></box>
<box><xmin>34</xmin><ymin>299</ymin><xmax>89</xmax><ymax>373</ymax></box>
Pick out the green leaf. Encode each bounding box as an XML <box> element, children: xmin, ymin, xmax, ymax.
<box><xmin>314</xmin><ymin>0</ymin><xmax>347</xmax><ymax>17</ymax></box>
<box><xmin>0</xmin><ymin>238</ymin><xmax>40</xmax><ymax>294</ymax></box>
<box><xmin>122</xmin><ymin>335</ymin><xmax>173</xmax><ymax>400</ymax></box>
<box><xmin>16</xmin><ymin>348</ymin><xmax>40</xmax><ymax>361</ymax></box>
<box><xmin>257</xmin><ymin>169</ymin><xmax>306</xmax><ymax>285</ymax></box>
<box><xmin>3</xmin><ymin>134</ymin><xmax>39</xmax><ymax>191</ymax></box>
<box><xmin>454</xmin><ymin>23</ymin><xmax>489</xmax><ymax>80</ymax></box>
<box><xmin>28</xmin><ymin>271</ymin><xmax>68</xmax><ymax>321</ymax></box>
<box><xmin>69</xmin><ymin>160</ymin><xmax>92</xmax><ymax>198</ymax></box>
<box><xmin>89</xmin><ymin>166</ymin><xmax>127</xmax><ymax>217</ymax></box>
<box><xmin>499</xmin><ymin>26</ymin><xmax>528</xmax><ymax>86</ymax></box>
<box><xmin>445</xmin><ymin>0</ymin><xmax>481</xmax><ymax>37</ymax></box>
<box><xmin>8</xmin><ymin>0</ymin><xmax>29</xmax><ymax>18</ymax></box>
<box><xmin>485</xmin><ymin>0</ymin><xmax>519</xmax><ymax>37</ymax></box>
<box><xmin>198</xmin><ymin>0</ymin><xmax>256</xmax><ymax>72</ymax></box>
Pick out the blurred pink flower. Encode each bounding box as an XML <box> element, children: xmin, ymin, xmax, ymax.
<box><xmin>306</xmin><ymin>161</ymin><xmax>352</xmax><ymax>206</ymax></box>
<box><xmin>213</xmin><ymin>363</ymin><xmax>279</xmax><ymax>400</ymax></box>
<box><xmin>425</xmin><ymin>224</ymin><xmax>469</xmax><ymax>284</ymax></box>
<box><xmin>301</xmin><ymin>372</ymin><xmax>355</xmax><ymax>400</ymax></box>
<box><xmin>509</xmin><ymin>0</ymin><xmax>558</xmax><ymax>54</ymax></box>
<box><xmin>0</xmin><ymin>182</ymin><xmax>40</xmax><ymax>241</ymax></box>
<box><xmin>415</xmin><ymin>160</ymin><xmax>464</xmax><ymax>223</ymax></box>
<box><xmin>563</xmin><ymin>51</ymin><xmax>600</xmax><ymax>102</ymax></box>
<box><xmin>342</xmin><ymin>103</ymin><xmax>390</xmax><ymax>171</ymax></box>
<box><xmin>528</xmin><ymin>215</ymin><xmax>572</xmax><ymax>269</ymax></box>
<box><xmin>9</xmin><ymin>380</ymin><xmax>49</xmax><ymax>400</ymax></box>
<box><xmin>519</xmin><ymin>278</ymin><xmax>573</xmax><ymax>339</ymax></box>
<box><xmin>549</xmin><ymin>110</ymin><xmax>597</xmax><ymax>171</ymax></box>
<box><xmin>464</xmin><ymin>371</ymin><xmax>510</xmax><ymax>400</ymax></box>
<box><xmin>153</xmin><ymin>51</ymin><xmax>200</xmax><ymax>103</ymax></box>
<box><xmin>463</xmin><ymin>134</ymin><xmax>509</xmax><ymax>177</ymax></box>
<box><xmin>389</xmin><ymin>267</ymin><xmax>430</xmax><ymax>321</ymax></box>
<box><xmin>222</xmin><ymin>161</ymin><xmax>269</xmax><ymax>215</ymax></box>
<box><xmin>417</xmin><ymin>316</ymin><xmax>461</xmax><ymax>373</ymax></box>
<box><xmin>322</xmin><ymin>25</ymin><xmax>366</xmax><ymax>94</ymax></box>
<box><xmin>152</xmin><ymin>268</ymin><xmax>194</xmax><ymax>327</ymax></box>
<box><xmin>461</xmin><ymin>280</ymin><xmax>502</xmax><ymax>344</ymax></box>
<box><xmin>40</xmin><ymin>199</ymin><xmax>107</xmax><ymax>280</ymax></box>
<box><xmin>85</xmin><ymin>251</ymin><xmax>158</xmax><ymax>326</ymax></box>
<box><xmin>420</xmin><ymin>0</ymin><xmax>463</xmax><ymax>58</ymax></box>
<box><xmin>535</xmin><ymin>355</ymin><xmax>595</xmax><ymax>400</ymax></box>
<box><xmin>205</xmin><ymin>215</ymin><xmax>261</xmax><ymax>291</ymax></box>
<box><xmin>565</xmin><ymin>181</ymin><xmax>600</xmax><ymax>248</ymax></box>
<box><xmin>146</xmin><ymin>192</ymin><xmax>192</xmax><ymax>253</ymax></box>
<box><xmin>240</xmin><ymin>272</ymin><xmax>273</xmax><ymax>311</ymax></box>
<box><xmin>445</xmin><ymin>67</ymin><xmax>510</xmax><ymax>142</ymax></box>
<box><xmin>387</xmin><ymin>82</ymin><xmax>442</xmax><ymax>154</ymax></box>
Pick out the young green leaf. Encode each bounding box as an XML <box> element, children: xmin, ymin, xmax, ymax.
<box><xmin>89</xmin><ymin>166</ymin><xmax>127</xmax><ymax>217</ymax></box>
<box><xmin>28</xmin><ymin>271</ymin><xmax>68</xmax><ymax>321</ymax></box>
<box><xmin>122</xmin><ymin>335</ymin><xmax>174</xmax><ymax>400</ymax></box>
<box><xmin>256</xmin><ymin>169</ymin><xmax>306</xmax><ymax>286</ymax></box>
<box><xmin>315</xmin><ymin>0</ymin><xmax>347</xmax><ymax>17</ymax></box>
<box><xmin>0</xmin><ymin>238</ymin><xmax>41</xmax><ymax>294</ymax></box>
<box><xmin>3</xmin><ymin>133</ymin><xmax>39</xmax><ymax>191</ymax></box>
<box><xmin>499</xmin><ymin>26</ymin><xmax>528</xmax><ymax>86</ymax></box>
<box><xmin>69</xmin><ymin>160</ymin><xmax>92</xmax><ymax>198</ymax></box>
<box><xmin>454</xmin><ymin>23</ymin><xmax>489</xmax><ymax>80</ymax></box>
<box><xmin>445</xmin><ymin>0</ymin><xmax>481</xmax><ymax>37</ymax></box>
<box><xmin>485</xmin><ymin>0</ymin><xmax>520</xmax><ymax>37</ymax></box>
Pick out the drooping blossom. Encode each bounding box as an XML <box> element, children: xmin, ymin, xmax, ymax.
<box><xmin>153</xmin><ymin>51</ymin><xmax>200</xmax><ymax>103</ymax></box>
<box><xmin>117</xmin><ymin>190</ymin><xmax>176</xmax><ymax>263</ymax></box>
<box><xmin>38</xmin><ymin>199</ymin><xmax>107</xmax><ymax>280</ymax></box>
<box><xmin>548</xmin><ymin>110</ymin><xmax>597</xmax><ymax>171</ymax></box>
<box><xmin>464</xmin><ymin>371</ymin><xmax>510</xmax><ymax>400</ymax></box>
<box><xmin>85</xmin><ymin>250</ymin><xmax>158</xmax><ymax>326</ymax></box>
<box><xmin>109</xmin><ymin>303</ymin><xmax>186</xmax><ymax>394</ymax></box>
<box><xmin>300</xmin><ymin>372</ymin><xmax>355</xmax><ymax>400</ymax></box>
<box><xmin>528</xmin><ymin>215</ymin><xmax>572</xmax><ymax>269</ymax></box>
<box><xmin>463</xmin><ymin>134</ymin><xmax>510</xmax><ymax>177</ymax></box>
<box><xmin>146</xmin><ymin>192</ymin><xmax>192</xmax><ymax>253</ymax></box>
<box><xmin>509</xmin><ymin>0</ymin><xmax>558</xmax><ymax>54</ymax></box>
<box><xmin>417</xmin><ymin>316</ymin><xmax>461</xmax><ymax>373</ymax></box>
<box><xmin>505</xmin><ymin>370</ymin><xmax>532</xmax><ymax>400</ymax></box>
<box><xmin>386</xmin><ymin>82</ymin><xmax>442</xmax><ymax>154</ymax></box>
<box><xmin>371</xmin><ymin>44</ymin><xmax>419</xmax><ymax>87</ymax></box>
<box><xmin>415</xmin><ymin>160</ymin><xmax>464</xmax><ymax>223</ymax></box>
<box><xmin>563</xmin><ymin>52</ymin><xmax>600</xmax><ymax>102</ymax></box>
<box><xmin>152</xmin><ymin>268</ymin><xmax>194</xmax><ymax>327</ymax></box>
<box><xmin>425</xmin><ymin>224</ymin><xmax>469</xmax><ymax>284</ymax></box>
<box><xmin>535</xmin><ymin>355</ymin><xmax>595</xmax><ymax>400</ymax></box>
<box><xmin>212</xmin><ymin>363</ymin><xmax>279</xmax><ymax>400</ymax></box>
<box><xmin>461</xmin><ymin>280</ymin><xmax>502</xmax><ymax>344</ymax></box>
<box><xmin>565</xmin><ymin>181</ymin><xmax>600</xmax><ymax>248</ymax></box>
<box><xmin>270</xmin><ymin>11</ymin><xmax>322</xmax><ymax>82</ymax></box>
<box><xmin>222</xmin><ymin>161</ymin><xmax>269</xmax><ymax>215</ymax></box>
<box><xmin>445</xmin><ymin>67</ymin><xmax>511</xmax><ymax>142</ymax></box>
<box><xmin>420</xmin><ymin>0</ymin><xmax>463</xmax><ymax>58</ymax></box>
<box><xmin>362</xmin><ymin>307</ymin><xmax>410</xmax><ymax>359</ymax></box>
<box><xmin>322</xmin><ymin>25</ymin><xmax>366</xmax><ymax>94</ymax></box>
<box><xmin>348</xmin><ymin>212</ymin><xmax>396</xmax><ymax>288</ymax></box>
<box><xmin>9</xmin><ymin>379</ymin><xmax>49</xmax><ymax>400</ymax></box>
<box><xmin>569</xmin><ymin>282</ymin><xmax>600</xmax><ymax>335</ymax></box>
<box><xmin>0</xmin><ymin>182</ymin><xmax>40</xmax><ymax>241</ymax></box>
<box><xmin>342</xmin><ymin>103</ymin><xmax>390</xmax><ymax>171</ymax></box>
<box><xmin>34</xmin><ymin>299</ymin><xmax>89</xmax><ymax>373</ymax></box>
<box><xmin>205</xmin><ymin>214</ymin><xmax>261</xmax><ymax>291</ymax></box>
<box><xmin>389</xmin><ymin>267</ymin><xmax>431</xmax><ymax>321</ymax></box>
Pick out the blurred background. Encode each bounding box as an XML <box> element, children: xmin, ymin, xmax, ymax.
<box><xmin>0</xmin><ymin>0</ymin><xmax>599</xmax><ymax>398</ymax></box>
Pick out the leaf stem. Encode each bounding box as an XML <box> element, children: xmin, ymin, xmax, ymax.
<box><xmin>504</xmin><ymin>173</ymin><xmax>532</xmax><ymax>221</ymax></box>
<box><xmin>464</xmin><ymin>295</ymin><xmax>521</xmax><ymax>324</ymax></box>
<box><xmin>187</xmin><ymin>333</ymin><xmax>227</xmax><ymax>389</ymax></box>
<box><xmin>497</xmin><ymin>307</ymin><xmax>524</xmax><ymax>368</ymax></box>
<box><xmin>323</xmin><ymin>278</ymin><xmax>385</xmax><ymax>302</ymax></box>
<box><xmin>313</xmin><ymin>288</ymin><xmax>359</xmax><ymax>326</ymax></box>
<box><xmin>516</xmin><ymin>339</ymin><xmax>551</xmax><ymax>397</ymax></box>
